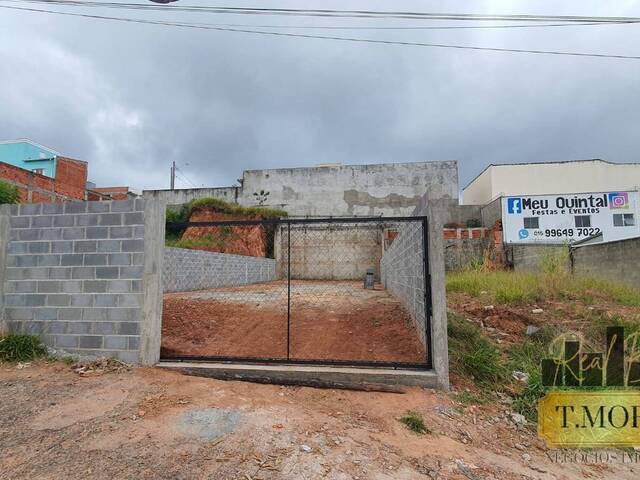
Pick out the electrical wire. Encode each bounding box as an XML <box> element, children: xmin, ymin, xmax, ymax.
<box><xmin>175</xmin><ymin>166</ymin><xmax>199</xmax><ymax>188</ymax></box>
<box><xmin>2</xmin><ymin>4</ymin><xmax>640</xmax><ymax>60</ymax></box>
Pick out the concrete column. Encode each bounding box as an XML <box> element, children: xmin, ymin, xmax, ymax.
<box><xmin>139</xmin><ymin>192</ymin><xmax>166</xmax><ymax>365</ymax></box>
<box><xmin>426</xmin><ymin>198</ymin><xmax>450</xmax><ymax>391</ymax></box>
<box><xmin>0</xmin><ymin>205</ymin><xmax>10</xmax><ymax>334</ymax></box>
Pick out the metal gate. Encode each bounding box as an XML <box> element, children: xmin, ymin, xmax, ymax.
<box><xmin>162</xmin><ymin>216</ymin><xmax>432</xmax><ymax>369</ymax></box>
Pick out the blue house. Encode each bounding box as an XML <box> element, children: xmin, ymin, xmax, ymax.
<box><xmin>0</xmin><ymin>139</ymin><xmax>58</xmax><ymax>178</ymax></box>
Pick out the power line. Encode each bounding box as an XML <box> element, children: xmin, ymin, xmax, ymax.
<box><xmin>8</xmin><ymin>0</ymin><xmax>640</xmax><ymax>23</ymax></box>
<box><xmin>175</xmin><ymin>165</ymin><xmax>200</xmax><ymax>188</ymax></box>
<box><xmin>3</xmin><ymin>4</ymin><xmax>640</xmax><ymax>60</ymax></box>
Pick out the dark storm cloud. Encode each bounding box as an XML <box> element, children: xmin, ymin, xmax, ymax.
<box><xmin>0</xmin><ymin>0</ymin><xmax>639</xmax><ymax>193</ymax></box>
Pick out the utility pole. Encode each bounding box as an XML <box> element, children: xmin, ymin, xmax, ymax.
<box><xmin>170</xmin><ymin>161</ymin><xmax>176</xmax><ymax>190</ymax></box>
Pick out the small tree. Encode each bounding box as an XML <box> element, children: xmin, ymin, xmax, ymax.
<box><xmin>0</xmin><ymin>181</ymin><xmax>20</xmax><ymax>204</ymax></box>
<box><xmin>252</xmin><ymin>190</ymin><xmax>270</xmax><ymax>206</ymax></box>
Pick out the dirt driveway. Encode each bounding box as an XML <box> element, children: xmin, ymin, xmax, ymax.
<box><xmin>162</xmin><ymin>280</ymin><xmax>426</xmax><ymax>363</ymax></box>
<box><xmin>1</xmin><ymin>362</ymin><xmax>635</xmax><ymax>480</ymax></box>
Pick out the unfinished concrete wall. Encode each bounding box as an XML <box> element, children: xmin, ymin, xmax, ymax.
<box><xmin>445</xmin><ymin>237</ymin><xmax>492</xmax><ymax>271</ymax></box>
<box><xmin>147</xmin><ymin>187</ymin><xmax>239</xmax><ymax>209</ymax></box>
<box><xmin>240</xmin><ymin>161</ymin><xmax>458</xmax><ymax>216</ymax></box>
<box><xmin>278</xmin><ymin>224</ymin><xmax>382</xmax><ymax>280</ymax></box>
<box><xmin>163</xmin><ymin>247</ymin><xmax>276</xmax><ymax>292</ymax></box>
<box><xmin>572</xmin><ymin>237</ymin><xmax>640</xmax><ymax>288</ymax></box>
<box><xmin>507</xmin><ymin>244</ymin><xmax>569</xmax><ymax>272</ymax></box>
<box><xmin>380</xmin><ymin>222</ymin><xmax>427</xmax><ymax>348</ymax></box>
<box><xmin>1</xmin><ymin>199</ymin><xmax>145</xmax><ymax>362</ymax></box>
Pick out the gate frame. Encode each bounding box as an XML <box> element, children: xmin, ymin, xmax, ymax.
<box><xmin>159</xmin><ymin>215</ymin><xmax>434</xmax><ymax>370</ymax></box>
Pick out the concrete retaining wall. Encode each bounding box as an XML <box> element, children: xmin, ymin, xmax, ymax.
<box><xmin>163</xmin><ymin>247</ymin><xmax>276</xmax><ymax>292</ymax></box>
<box><xmin>1</xmin><ymin>199</ymin><xmax>145</xmax><ymax>363</ymax></box>
<box><xmin>572</xmin><ymin>237</ymin><xmax>640</xmax><ymax>288</ymax></box>
<box><xmin>380</xmin><ymin>222</ymin><xmax>426</xmax><ymax>348</ymax></box>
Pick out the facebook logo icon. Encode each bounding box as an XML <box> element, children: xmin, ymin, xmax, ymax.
<box><xmin>507</xmin><ymin>198</ymin><xmax>523</xmax><ymax>214</ymax></box>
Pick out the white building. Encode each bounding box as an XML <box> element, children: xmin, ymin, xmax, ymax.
<box><xmin>462</xmin><ymin>159</ymin><xmax>640</xmax><ymax>205</ymax></box>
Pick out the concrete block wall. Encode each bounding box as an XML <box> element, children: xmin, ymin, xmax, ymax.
<box><xmin>380</xmin><ymin>222</ymin><xmax>427</xmax><ymax>348</ymax></box>
<box><xmin>163</xmin><ymin>247</ymin><xmax>276</xmax><ymax>292</ymax></box>
<box><xmin>507</xmin><ymin>244</ymin><xmax>570</xmax><ymax>272</ymax></box>
<box><xmin>572</xmin><ymin>237</ymin><xmax>640</xmax><ymax>288</ymax></box>
<box><xmin>1</xmin><ymin>199</ymin><xmax>145</xmax><ymax>362</ymax></box>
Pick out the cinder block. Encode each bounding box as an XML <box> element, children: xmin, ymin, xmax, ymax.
<box><xmin>41</xmin><ymin>228</ymin><xmax>63</xmax><ymax>241</ymax></box>
<box><xmin>79</xmin><ymin>336</ymin><xmax>103</xmax><ymax>349</ymax></box>
<box><xmin>8</xmin><ymin>242</ymin><xmax>28</xmax><ymax>255</ymax></box>
<box><xmin>74</xmin><ymin>240</ymin><xmax>97</xmax><ymax>253</ymax></box>
<box><xmin>131</xmin><ymin>280</ymin><xmax>142</xmax><ymax>292</ymax></box>
<box><xmin>20</xmin><ymin>203</ymin><xmax>41</xmax><ymax>215</ymax></box>
<box><xmin>110</xmin><ymin>226</ymin><xmax>133</xmax><ymax>239</ymax></box>
<box><xmin>64</xmin><ymin>202</ymin><xmax>87</xmax><ymax>214</ymax></box>
<box><xmin>70</xmin><ymin>294</ymin><xmax>93</xmax><ymax>307</ymax></box>
<box><xmin>84</xmin><ymin>280</ymin><xmax>107</xmax><ymax>293</ymax></box>
<box><xmin>119</xmin><ymin>266</ymin><xmax>143</xmax><ymax>279</ymax></box>
<box><xmin>108</xmin><ymin>253</ymin><xmax>131</xmax><ymax>266</ymax></box>
<box><xmin>46</xmin><ymin>321</ymin><xmax>67</xmax><ymax>333</ymax></box>
<box><xmin>95</xmin><ymin>294</ymin><xmax>119</xmax><ymax>307</ymax></box>
<box><xmin>53</xmin><ymin>215</ymin><xmax>75</xmax><ymax>227</ymax></box>
<box><xmin>99</xmin><ymin>213</ymin><xmax>122</xmax><ymax>226</ymax></box>
<box><xmin>18</xmin><ymin>229</ymin><xmax>40</xmax><ymax>241</ymax></box>
<box><xmin>134</xmin><ymin>226</ymin><xmax>145</xmax><ymax>238</ymax></box>
<box><xmin>107</xmin><ymin>280</ymin><xmax>131</xmax><ymax>293</ymax></box>
<box><xmin>93</xmin><ymin>322</ymin><xmax>117</xmax><ymax>335</ymax></box>
<box><xmin>61</xmin><ymin>254</ymin><xmax>84</xmax><ymax>266</ymax></box>
<box><xmin>43</xmin><ymin>203</ymin><xmax>64</xmax><ymax>215</ymax></box>
<box><xmin>123</xmin><ymin>212</ymin><xmax>144</xmax><ymax>225</ymax></box>
<box><xmin>118</xmin><ymin>294</ymin><xmax>141</xmax><ymax>308</ymax></box>
<box><xmin>132</xmin><ymin>253</ymin><xmax>144</xmax><ymax>265</ymax></box>
<box><xmin>55</xmin><ymin>335</ymin><xmax>79</xmax><ymax>348</ymax></box>
<box><xmin>111</xmin><ymin>200</ymin><xmax>134</xmax><ymax>212</ymax></box>
<box><xmin>62</xmin><ymin>227</ymin><xmax>85</xmax><ymax>240</ymax></box>
<box><xmin>58</xmin><ymin>308</ymin><xmax>83</xmax><ymax>320</ymax></box>
<box><xmin>104</xmin><ymin>335</ymin><xmax>127</xmax><ymax>349</ymax></box>
<box><xmin>51</xmin><ymin>241</ymin><xmax>73</xmax><ymax>254</ymax></box>
<box><xmin>88</xmin><ymin>202</ymin><xmax>110</xmax><ymax>213</ymax></box>
<box><xmin>135</xmin><ymin>198</ymin><xmax>145</xmax><ymax>211</ymax></box>
<box><xmin>128</xmin><ymin>336</ymin><xmax>140</xmax><ymax>350</ymax></box>
<box><xmin>32</xmin><ymin>216</ymin><xmax>53</xmax><ymax>228</ymax></box>
<box><xmin>25</xmin><ymin>294</ymin><xmax>46</xmax><ymax>306</ymax></box>
<box><xmin>66</xmin><ymin>322</ymin><xmax>93</xmax><ymax>334</ymax></box>
<box><xmin>38</xmin><ymin>255</ymin><xmax>60</xmax><ymax>267</ymax></box>
<box><xmin>86</xmin><ymin>226</ymin><xmax>109</xmax><ymax>239</ymax></box>
<box><xmin>82</xmin><ymin>308</ymin><xmax>109</xmax><ymax>321</ymax></box>
<box><xmin>84</xmin><ymin>254</ymin><xmax>108</xmax><ymax>266</ymax></box>
<box><xmin>38</xmin><ymin>281</ymin><xmax>61</xmax><ymax>293</ymax></box>
<box><xmin>96</xmin><ymin>266</ymin><xmax>119</xmax><ymax>279</ymax></box>
<box><xmin>72</xmin><ymin>266</ymin><xmax>95</xmax><ymax>279</ymax></box>
<box><xmin>23</xmin><ymin>321</ymin><xmax>44</xmax><ymax>334</ymax></box>
<box><xmin>35</xmin><ymin>308</ymin><xmax>58</xmax><ymax>321</ymax></box>
<box><xmin>60</xmin><ymin>280</ymin><xmax>83</xmax><ymax>293</ymax></box>
<box><xmin>75</xmin><ymin>215</ymin><xmax>98</xmax><ymax>227</ymax></box>
<box><xmin>118</xmin><ymin>322</ymin><xmax>140</xmax><ymax>335</ymax></box>
<box><xmin>28</xmin><ymin>242</ymin><xmax>51</xmax><ymax>254</ymax></box>
<box><xmin>97</xmin><ymin>239</ymin><xmax>121</xmax><ymax>253</ymax></box>
<box><xmin>107</xmin><ymin>308</ymin><xmax>138</xmax><ymax>321</ymax></box>
<box><xmin>10</xmin><ymin>216</ymin><xmax>30</xmax><ymax>228</ymax></box>
<box><xmin>121</xmin><ymin>239</ymin><xmax>144</xmax><ymax>252</ymax></box>
<box><xmin>23</xmin><ymin>267</ymin><xmax>49</xmax><ymax>280</ymax></box>
<box><xmin>4</xmin><ymin>295</ymin><xmax>25</xmax><ymax>306</ymax></box>
<box><xmin>5</xmin><ymin>308</ymin><xmax>33</xmax><ymax>320</ymax></box>
<box><xmin>14</xmin><ymin>255</ymin><xmax>37</xmax><ymax>267</ymax></box>
<box><xmin>49</xmin><ymin>267</ymin><xmax>73</xmax><ymax>280</ymax></box>
<box><xmin>47</xmin><ymin>294</ymin><xmax>70</xmax><ymax>307</ymax></box>
<box><xmin>10</xmin><ymin>280</ymin><xmax>37</xmax><ymax>293</ymax></box>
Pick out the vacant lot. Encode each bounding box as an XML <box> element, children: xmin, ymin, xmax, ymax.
<box><xmin>162</xmin><ymin>280</ymin><xmax>426</xmax><ymax>364</ymax></box>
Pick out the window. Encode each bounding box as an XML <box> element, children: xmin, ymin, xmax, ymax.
<box><xmin>32</xmin><ymin>168</ymin><xmax>45</xmax><ymax>175</ymax></box>
<box><xmin>523</xmin><ymin>217</ymin><xmax>539</xmax><ymax>229</ymax></box>
<box><xmin>613</xmin><ymin>213</ymin><xmax>635</xmax><ymax>227</ymax></box>
<box><xmin>575</xmin><ymin>215</ymin><xmax>591</xmax><ymax>228</ymax></box>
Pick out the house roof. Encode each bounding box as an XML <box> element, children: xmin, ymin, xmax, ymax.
<box><xmin>0</xmin><ymin>138</ymin><xmax>60</xmax><ymax>156</ymax></box>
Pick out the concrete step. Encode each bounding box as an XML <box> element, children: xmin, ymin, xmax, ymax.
<box><xmin>157</xmin><ymin>361</ymin><xmax>439</xmax><ymax>389</ymax></box>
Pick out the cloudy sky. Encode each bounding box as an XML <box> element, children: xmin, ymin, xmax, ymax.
<box><xmin>1</xmin><ymin>0</ymin><xmax>639</xmax><ymax>194</ymax></box>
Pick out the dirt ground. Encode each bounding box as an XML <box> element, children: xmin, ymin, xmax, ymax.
<box><xmin>2</xmin><ymin>361</ymin><xmax>636</xmax><ymax>480</ymax></box>
<box><xmin>162</xmin><ymin>280</ymin><xmax>426</xmax><ymax>364</ymax></box>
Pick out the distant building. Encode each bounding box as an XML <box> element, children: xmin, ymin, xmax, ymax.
<box><xmin>462</xmin><ymin>159</ymin><xmax>640</xmax><ymax>205</ymax></box>
<box><xmin>0</xmin><ymin>139</ymin><xmax>134</xmax><ymax>203</ymax></box>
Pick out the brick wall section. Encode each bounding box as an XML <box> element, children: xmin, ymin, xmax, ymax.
<box><xmin>0</xmin><ymin>161</ymin><xmax>85</xmax><ymax>202</ymax></box>
<box><xmin>572</xmin><ymin>237</ymin><xmax>640</xmax><ymax>288</ymax></box>
<box><xmin>380</xmin><ymin>222</ymin><xmax>427</xmax><ymax>348</ymax></box>
<box><xmin>54</xmin><ymin>157</ymin><xmax>88</xmax><ymax>200</ymax></box>
<box><xmin>2</xmin><ymin>199</ymin><xmax>145</xmax><ymax>363</ymax></box>
<box><xmin>163</xmin><ymin>247</ymin><xmax>276</xmax><ymax>293</ymax></box>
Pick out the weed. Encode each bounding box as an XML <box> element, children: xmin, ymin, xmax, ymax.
<box><xmin>399</xmin><ymin>411</ymin><xmax>430</xmax><ymax>434</ymax></box>
<box><xmin>454</xmin><ymin>390</ymin><xmax>489</xmax><ymax>405</ymax></box>
<box><xmin>0</xmin><ymin>335</ymin><xmax>47</xmax><ymax>362</ymax></box>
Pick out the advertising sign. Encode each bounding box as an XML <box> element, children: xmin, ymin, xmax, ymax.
<box><xmin>502</xmin><ymin>191</ymin><xmax>640</xmax><ymax>244</ymax></box>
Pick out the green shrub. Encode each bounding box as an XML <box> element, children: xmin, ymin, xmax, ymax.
<box><xmin>0</xmin><ymin>334</ymin><xmax>47</xmax><ymax>362</ymax></box>
<box><xmin>0</xmin><ymin>180</ymin><xmax>20</xmax><ymax>204</ymax></box>
<box><xmin>399</xmin><ymin>411</ymin><xmax>430</xmax><ymax>434</ymax></box>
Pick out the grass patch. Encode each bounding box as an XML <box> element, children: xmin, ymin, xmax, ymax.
<box><xmin>446</xmin><ymin>270</ymin><xmax>640</xmax><ymax>307</ymax></box>
<box><xmin>399</xmin><ymin>411</ymin><xmax>430</xmax><ymax>434</ymax></box>
<box><xmin>0</xmin><ymin>334</ymin><xmax>47</xmax><ymax>362</ymax></box>
<box><xmin>448</xmin><ymin>313</ymin><xmax>507</xmax><ymax>386</ymax></box>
